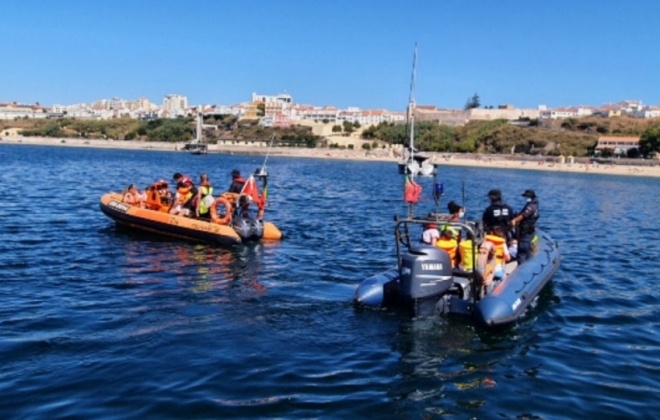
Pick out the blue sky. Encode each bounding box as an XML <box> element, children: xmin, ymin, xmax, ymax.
<box><xmin>2</xmin><ymin>1</ymin><xmax>659</xmax><ymax>111</ymax></box>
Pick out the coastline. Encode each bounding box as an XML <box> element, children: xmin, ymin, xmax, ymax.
<box><xmin>3</xmin><ymin>135</ymin><xmax>659</xmax><ymax>178</ymax></box>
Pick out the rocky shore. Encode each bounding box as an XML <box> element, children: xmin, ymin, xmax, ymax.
<box><xmin>3</xmin><ymin>135</ymin><xmax>659</xmax><ymax>178</ymax></box>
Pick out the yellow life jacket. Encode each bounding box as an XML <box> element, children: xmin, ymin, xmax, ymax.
<box><xmin>198</xmin><ymin>186</ymin><xmax>214</xmax><ymax>214</ymax></box>
<box><xmin>459</xmin><ymin>239</ymin><xmax>475</xmax><ymax>271</ymax></box>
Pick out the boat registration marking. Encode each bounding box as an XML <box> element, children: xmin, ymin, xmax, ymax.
<box><xmin>108</xmin><ymin>201</ymin><xmax>130</xmax><ymax>213</ymax></box>
<box><xmin>512</xmin><ymin>298</ymin><xmax>521</xmax><ymax>310</ymax></box>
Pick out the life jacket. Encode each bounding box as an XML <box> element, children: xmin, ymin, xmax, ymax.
<box><xmin>436</xmin><ymin>238</ymin><xmax>458</xmax><ymax>267</ymax></box>
<box><xmin>176</xmin><ymin>187</ymin><xmax>192</xmax><ymax>205</ymax></box>
<box><xmin>198</xmin><ymin>185</ymin><xmax>214</xmax><ymax>214</ymax></box>
<box><xmin>485</xmin><ymin>234</ymin><xmax>507</xmax><ymax>265</ymax></box>
<box><xmin>459</xmin><ymin>239</ymin><xmax>475</xmax><ymax>271</ymax></box>
<box><xmin>144</xmin><ymin>189</ymin><xmax>162</xmax><ymax>210</ymax></box>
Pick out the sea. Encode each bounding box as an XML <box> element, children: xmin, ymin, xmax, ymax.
<box><xmin>1</xmin><ymin>144</ymin><xmax>658</xmax><ymax>419</ymax></box>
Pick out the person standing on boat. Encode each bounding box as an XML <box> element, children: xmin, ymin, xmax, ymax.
<box><xmin>228</xmin><ymin>169</ymin><xmax>246</xmax><ymax>194</ymax></box>
<box><xmin>509</xmin><ymin>189</ymin><xmax>539</xmax><ymax>263</ymax></box>
<box><xmin>482</xmin><ymin>189</ymin><xmax>514</xmax><ymax>240</ymax></box>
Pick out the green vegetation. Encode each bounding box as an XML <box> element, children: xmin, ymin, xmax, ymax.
<box><xmin>6</xmin><ymin>114</ymin><xmax>322</xmax><ymax>148</ymax></box>
<box><xmin>360</xmin><ymin>116</ymin><xmax>660</xmax><ymax>157</ymax></box>
<box><xmin>4</xmin><ymin>114</ymin><xmax>659</xmax><ymax>158</ymax></box>
<box><xmin>639</xmin><ymin>123</ymin><xmax>660</xmax><ymax>158</ymax></box>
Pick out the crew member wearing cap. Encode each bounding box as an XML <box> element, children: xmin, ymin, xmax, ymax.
<box><xmin>509</xmin><ymin>189</ymin><xmax>540</xmax><ymax>263</ymax></box>
<box><xmin>482</xmin><ymin>188</ymin><xmax>514</xmax><ymax>238</ymax></box>
<box><xmin>228</xmin><ymin>169</ymin><xmax>246</xmax><ymax>193</ymax></box>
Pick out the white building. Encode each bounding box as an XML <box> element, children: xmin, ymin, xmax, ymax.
<box><xmin>163</xmin><ymin>94</ymin><xmax>188</xmax><ymax>115</ymax></box>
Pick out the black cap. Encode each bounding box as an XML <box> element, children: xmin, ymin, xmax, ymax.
<box><xmin>487</xmin><ymin>189</ymin><xmax>501</xmax><ymax>199</ymax></box>
<box><xmin>522</xmin><ymin>189</ymin><xmax>536</xmax><ymax>198</ymax></box>
<box><xmin>231</xmin><ymin>169</ymin><xmax>240</xmax><ymax>178</ymax></box>
<box><xmin>173</xmin><ymin>172</ymin><xmax>182</xmax><ymax>180</ymax></box>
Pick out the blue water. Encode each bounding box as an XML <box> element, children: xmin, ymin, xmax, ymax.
<box><xmin>1</xmin><ymin>144</ymin><xmax>658</xmax><ymax>418</ymax></box>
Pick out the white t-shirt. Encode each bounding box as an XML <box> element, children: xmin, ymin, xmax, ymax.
<box><xmin>422</xmin><ymin>228</ymin><xmax>440</xmax><ymax>245</ymax></box>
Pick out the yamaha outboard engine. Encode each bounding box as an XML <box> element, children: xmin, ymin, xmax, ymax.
<box><xmin>399</xmin><ymin>245</ymin><xmax>453</xmax><ymax>317</ymax></box>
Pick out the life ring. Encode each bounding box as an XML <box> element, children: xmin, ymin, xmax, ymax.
<box><xmin>209</xmin><ymin>197</ymin><xmax>233</xmax><ymax>225</ymax></box>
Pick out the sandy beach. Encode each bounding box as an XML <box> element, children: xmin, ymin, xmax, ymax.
<box><xmin>3</xmin><ymin>135</ymin><xmax>659</xmax><ymax>178</ymax></box>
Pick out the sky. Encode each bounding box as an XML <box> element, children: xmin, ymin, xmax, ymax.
<box><xmin>2</xmin><ymin>0</ymin><xmax>660</xmax><ymax>112</ymax></box>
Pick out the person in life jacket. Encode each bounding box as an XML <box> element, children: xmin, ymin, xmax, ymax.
<box><xmin>173</xmin><ymin>172</ymin><xmax>197</xmax><ymax>212</ymax></box>
<box><xmin>476</xmin><ymin>241</ymin><xmax>497</xmax><ymax>297</ymax></box>
<box><xmin>169</xmin><ymin>185</ymin><xmax>194</xmax><ymax>216</ymax></box>
<box><xmin>484</xmin><ymin>225</ymin><xmax>511</xmax><ymax>279</ymax></box>
<box><xmin>195</xmin><ymin>173</ymin><xmax>214</xmax><ymax>220</ymax></box>
<box><xmin>145</xmin><ymin>180</ymin><xmax>170</xmax><ymax>211</ymax></box>
<box><xmin>122</xmin><ymin>184</ymin><xmax>144</xmax><ymax>207</ymax></box>
<box><xmin>228</xmin><ymin>169</ymin><xmax>246</xmax><ymax>194</ymax></box>
<box><xmin>458</xmin><ymin>231</ymin><xmax>476</xmax><ymax>272</ymax></box>
<box><xmin>509</xmin><ymin>189</ymin><xmax>540</xmax><ymax>263</ymax></box>
<box><xmin>436</xmin><ymin>228</ymin><xmax>459</xmax><ymax>268</ymax></box>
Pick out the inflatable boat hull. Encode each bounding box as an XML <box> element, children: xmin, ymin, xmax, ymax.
<box><xmin>100</xmin><ymin>193</ymin><xmax>282</xmax><ymax>246</ymax></box>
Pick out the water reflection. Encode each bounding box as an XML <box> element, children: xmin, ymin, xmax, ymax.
<box><xmin>119</xmin><ymin>238</ymin><xmax>268</xmax><ymax>295</ymax></box>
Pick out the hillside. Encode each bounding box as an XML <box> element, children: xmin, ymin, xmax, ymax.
<box><xmin>3</xmin><ymin>114</ymin><xmax>660</xmax><ymax>157</ymax></box>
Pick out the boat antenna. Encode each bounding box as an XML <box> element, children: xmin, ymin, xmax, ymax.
<box><xmin>258</xmin><ymin>134</ymin><xmax>275</xmax><ymax>177</ymax></box>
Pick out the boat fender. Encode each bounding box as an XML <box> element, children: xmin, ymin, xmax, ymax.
<box><xmin>210</xmin><ymin>197</ymin><xmax>233</xmax><ymax>225</ymax></box>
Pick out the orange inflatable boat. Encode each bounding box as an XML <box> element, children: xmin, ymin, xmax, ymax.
<box><xmin>100</xmin><ymin>173</ymin><xmax>282</xmax><ymax>246</ymax></box>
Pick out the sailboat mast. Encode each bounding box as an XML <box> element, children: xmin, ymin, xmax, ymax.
<box><xmin>196</xmin><ymin>110</ymin><xmax>202</xmax><ymax>143</ymax></box>
<box><xmin>408</xmin><ymin>44</ymin><xmax>417</xmax><ymax>178</ymax></box>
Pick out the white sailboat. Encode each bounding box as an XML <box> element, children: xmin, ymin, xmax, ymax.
<box><xmin>397</xmin><ymin>45</ymin><xmax>434</xmax><ymax>176</ymax></box>
<box><xmin>184</xmin><ymin>112</ymin><xmax>208</xmax><ymax>155</ymax></box>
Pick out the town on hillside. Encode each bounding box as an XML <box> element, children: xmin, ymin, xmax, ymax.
<box><xmin>2</xmin><ymin>93</ymin><xmax>660</xmax><ymax>159</ymax></box>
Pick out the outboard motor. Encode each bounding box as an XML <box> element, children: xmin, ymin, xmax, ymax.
<box><xmin>399</xmin><ymin>245</ymin><xmax>453</xmax><ymax>317</ymax></box>
<box><xmin>233</xmin><ymin>216</ymin><xmax>264</xmax><ymax>241</ymax></box>
<box><xmin>248</xmin><ymin>217</ymin><xmax>264</xmax><ymax>239</ymax></box>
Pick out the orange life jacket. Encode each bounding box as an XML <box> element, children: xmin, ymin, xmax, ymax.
<box><xmin>436</xmin><ymin>238</ymin><xmax>458</xmax><ymax>267</ymax></box>
<box><xmin>485</xmin><ymin>234</ymin><xmax>507</xmax><ymax>265</ymax></box>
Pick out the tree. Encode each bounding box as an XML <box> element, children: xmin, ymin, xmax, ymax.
<box><xmin>639</xmin><ymin>125</ymin><xmax>660</xmax><ymax>158</ymax></box>
<box><xmin>342</xmin><ymin>120</ymin><xmax>355</xmax><ymax>134</ymax></box>
<box><xmin>464</xmin><ymin>93</ymin><xmax>480</xmax><ymax>110</ymax></box>
<box><xmin>332</xmin><ymin>125</ymin><xmax>342</xmax><ymax>133</ymax></box>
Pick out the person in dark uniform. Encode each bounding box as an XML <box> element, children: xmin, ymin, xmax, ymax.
<box><xmin>509</xmin><ymin>189</ymin><xmax>540</xmax><ymax>263</ymax></box>
<box><xmin>482</xmin><ymin>189</ymin><xmax>514</xmax><ymax>239</ymax></box>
